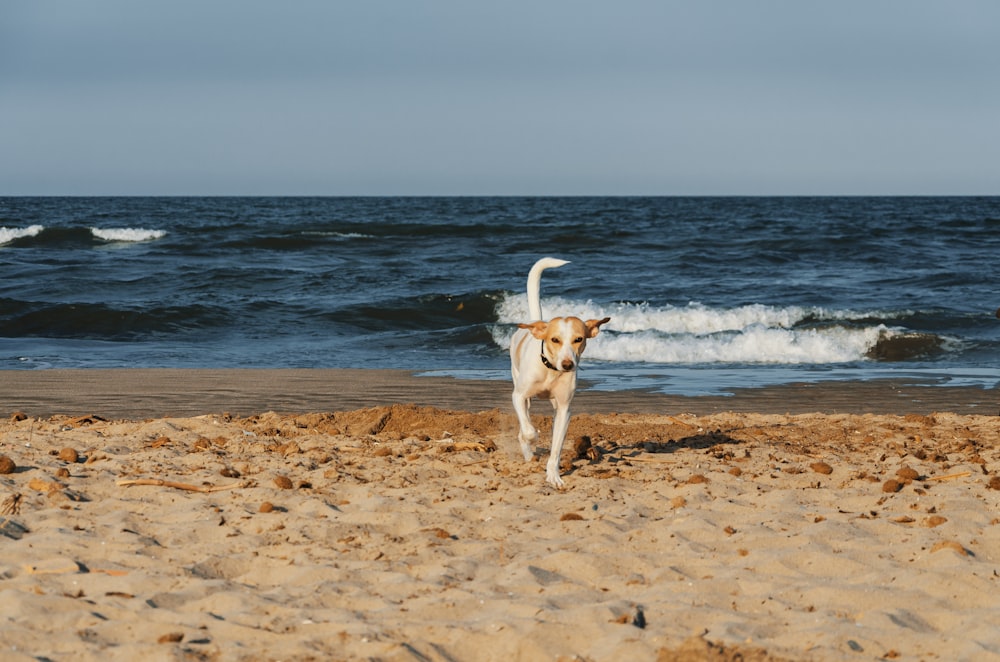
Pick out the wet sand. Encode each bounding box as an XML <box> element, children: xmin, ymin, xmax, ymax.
<box><xmin>0</xmin><ymin>368</ymin><xmax>996</xmax><ymax>418</ymax></box>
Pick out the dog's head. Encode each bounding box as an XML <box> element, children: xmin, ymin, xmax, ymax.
<box><xmin>518</xmin><ymin>316</ymin><xmax>611</xmax><ymax>372</ymax></box>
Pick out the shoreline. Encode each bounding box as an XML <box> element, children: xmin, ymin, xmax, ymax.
<box><xmin>0</xmin><ymin>368</ymin><xmax>997</xmax><ymax>418</ymax></box>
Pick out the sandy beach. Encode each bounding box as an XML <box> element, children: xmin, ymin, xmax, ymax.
<box><xmin>2</xmin><ymin>370</ymin><xmax>1000</xmax><ymax>661</ymax></box>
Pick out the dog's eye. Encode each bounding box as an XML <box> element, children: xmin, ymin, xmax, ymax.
<box><xmin>574</xmin><ymin>337</ymin><xmax>584</xmax><ymax>344</ymax></box>
<box><xmin>551</xmin><ymin>338</ymin><xmax>561</xmax><ymax>344</ymax></box>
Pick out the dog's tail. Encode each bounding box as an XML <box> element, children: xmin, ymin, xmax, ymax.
<box><xmin>526</xmin><ymin>257</ymin><xmax>570</xmax><ymax>321</ymax></box>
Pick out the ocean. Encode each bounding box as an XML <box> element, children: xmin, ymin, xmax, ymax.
<box><xmin>2</xmin><ymin>196</ymin><xmax>999</xmax><ymax>396</ymax></box>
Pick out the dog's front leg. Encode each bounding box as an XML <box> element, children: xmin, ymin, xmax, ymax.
<box><xmin>512</xmin><ymin>390</ymin><xmax>537</xmax><ymax>461</ymax></box>
<box><xmin>546</xmin><ymin>402</ymin><xmax>571</xmax><ymax>488</ymax></box>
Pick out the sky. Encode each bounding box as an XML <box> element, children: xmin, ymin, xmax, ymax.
<box><xmin>2</xmin><ymin>1</ymin><xmax>999</xmax><ymax>196</ymax></box>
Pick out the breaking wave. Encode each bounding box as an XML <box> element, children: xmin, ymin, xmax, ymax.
<box><xmin>0</xmin><ymin>225</ymin><xmax>44</xmax><ymax>245</ymax></box>
<box><xmin>91</xmin><ymin>227</ymin><xmax>167</xmax><ymax>242</ymax></box>
<box><xmin>491</xmin><ymin>295</ymin><xmax>944</xmax><ymax>365</ymax></box>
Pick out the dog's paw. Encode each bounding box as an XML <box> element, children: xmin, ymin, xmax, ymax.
<box><xmin>518</xmin><ymin>429</ymin><xmax>538</xmax><ymax>461</ymax></box>
<box><xmin>546</xmin><ymin>470</ymin><xmax>566</xmax><ymax>489</ymax></box>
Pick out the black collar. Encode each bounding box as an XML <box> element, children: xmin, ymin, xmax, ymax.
<box><xmin>540</xmin><ymin>340</ymin><xmax>559</xmax><ymax>371</ymax></box>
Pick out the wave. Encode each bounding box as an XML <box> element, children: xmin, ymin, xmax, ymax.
<box><xmin>325</xmin><ymin>291</ymin><xmax>504</xmax><ymax>331</ymax></box>
<box><xmin>302</xmin><ymin>231</ymin><xmax>375</xmax><ymax>240</ymax></box>
<box><xmin>0</xmin><ymin>226</ymin><xmax>166</xmax><ymax>247</ymax></box>
<box><xmin>0</xmin><ymin>225</ymin><xmax>44</xmax><ymax>246</ymax></box>
<box><xmin>0</xmin><ymin>298</ymin><xmax>227</xmax><ymax>339</ymax></box>
<box><xmin>490</xmin><ymin>295</ymin><xmax>946</xmax><ymax>365</ymax></box>
<box><xmin>495</xmin><ymin>296</ymin><xmax>907</xmax><ymax>334</ymax></box>
<box><xmin>91</xmin><ymin>227</ymin><xmax>167</xmax><ymax>242</ymax></box>
<box><xmin>588</xmin><ymin>325</ymin><xmax>911</xmax><ymax>364</ymax></box>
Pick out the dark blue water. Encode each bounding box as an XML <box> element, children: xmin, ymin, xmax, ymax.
<box><xmin>2</xmin><ymin>197</ymin><xmax>998</xmax><ymax>395</ymax></box>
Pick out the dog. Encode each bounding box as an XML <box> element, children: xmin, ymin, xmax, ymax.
<box><xmin>509</xmin><ymin>257</ymin><xmax>611</xmax><ymax>487</ymax></box>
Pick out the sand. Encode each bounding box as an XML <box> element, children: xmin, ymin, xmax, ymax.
<box><xmin>1</xmin><ymin>370</ymin><xmax>1000</xmax><ymax>661</ymax></box>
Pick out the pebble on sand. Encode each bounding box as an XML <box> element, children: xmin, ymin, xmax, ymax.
<box><xmin>810</xmin><ymin>462</ymin><xmax>833</xmax><ymax>475</ymax></box>
<box><xmin>58</xmin><ymin>448</ymin><xmax>80</xmax><ymax>463</ymax></box>
<box><xmin>0</xmin><ymin>456</ymin><xmax>15</xmax><ymax>475</ymax></box>
<box><xmin>882</xmin><ymin>479</ymin><xmax>904</xmax><ymax>493</ymax></box>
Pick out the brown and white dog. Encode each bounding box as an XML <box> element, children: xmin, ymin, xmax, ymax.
<box><xmin>509</xmin><ymin>257</ymin><xmax>610</xmax><ymax>487</ymax></box>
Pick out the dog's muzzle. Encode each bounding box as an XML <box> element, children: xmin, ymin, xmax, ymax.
<box><xmin>541</xmin><ymin>349</ymin><xmax>576</xmax><ymax>372</ymax></box>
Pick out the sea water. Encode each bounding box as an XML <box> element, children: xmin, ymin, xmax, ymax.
<box><xmin>2</xmin><ymin>196</ymin><xmax>998</xmax><ymax>395</ymax></box>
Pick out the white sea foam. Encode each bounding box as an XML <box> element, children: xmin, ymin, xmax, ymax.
<box><xmin>304</xmin><ymin>231</ymin><xmax>374</xmax><ymax>240</ymax></box>
<box><xmin>585</xmin><ymin>325</ymin><xmax>889</xmax><ymax>364</ymax></box>
<box><xmin>492</xmin><ymin>294</ymin><xmax>895</xmax><ymax>365</ymax></box>
<box><xmin>0</xmin><ymin>225</ymin><xmax>44</xmax><ymax>245</ymax></box>
<box><xmin>496</xmin><ymin>294</ymin><xmax>899</xmax><ymax>333</ymax></box>
<box><xmin>91</xmin><ymin>227</ymin><xmax>167</xmax><ymax>242</ymax></box>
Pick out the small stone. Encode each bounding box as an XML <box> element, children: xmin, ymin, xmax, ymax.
<box><xmin>632</xmin><ymin>606</ymin><xmax>646</xmax><ymax>629</ymax></box>
<box><xmin>882</xmin><ymin>479</ymin><xmax>903</xmax><ymax>493</ymax></box>
<box><xmin>157</xmin><ymin>632</ymin><xmax>184</xmax><ymax>644</ymax></box>
<box><xmin>896</xmin><ymin>467</ymin><xmax>920</xmax><ymax>482</ymax></box>
<box><xmin>58</xmin><ymin>448</ymin><xmax>79</xmax><ymax>463</ymax></box>
<box><xmin>259</xmin><ymin>502</ymin><xmax>274</xmax><ymax>513</ymax></box>
<box><xmin>810</xmin><ymin>462</ymin><xmax>833</xmax><ymax>475</ymax></box>
<box><xmin>273</xmin><ymin>476</ymin><xmax>293</xmax><ymax>490</ymax></box>
<box><xmin>0</xmin><ymin>456</ymin><xmax>15</xmax><ymax>475</ymax></box>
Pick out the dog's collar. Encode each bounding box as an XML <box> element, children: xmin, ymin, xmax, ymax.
<box><xmin>540</xmin><ymin>351</ymin><xmax>559</xmax><ymax>371</ymax></box>
<box><xmin>540</xmin><ymin>340</ymin><xmax>561</xmax><ymax>372</ymax></box>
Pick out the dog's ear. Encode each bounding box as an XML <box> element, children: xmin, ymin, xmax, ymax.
<box><xmin>585</xmin><ymin>317</ymin><xmax>611</xmax><ymax>338</ymax></box>
<box><xmin>518</xmin><ymin>321</ymin><xmax>549</xmax><ymax>339</ymax></box>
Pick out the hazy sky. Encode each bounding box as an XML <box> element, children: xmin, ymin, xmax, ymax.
<box><xmin>3</xmin><ymin>1</ymin><xmax>998</xmax><ymax>195</ymax></box>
